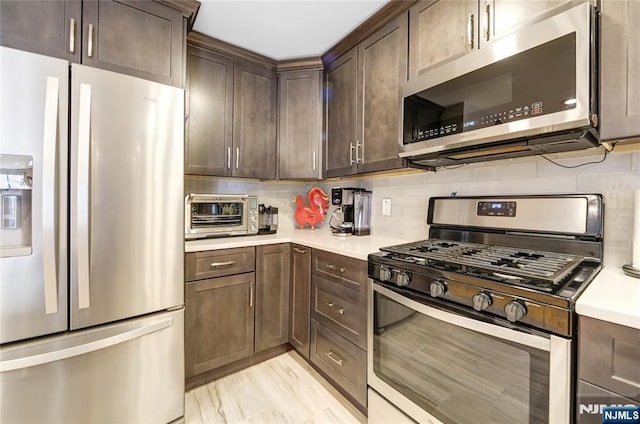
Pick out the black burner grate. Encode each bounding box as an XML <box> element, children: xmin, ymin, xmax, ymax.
<box><xmin>381</xmin><ymin>240</ymin><xmax>583</xmax><ymax>285</ymax></box>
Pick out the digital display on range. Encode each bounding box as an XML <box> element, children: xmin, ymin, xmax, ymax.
<box><xmin>477</xmin><ymin>201</ymin><xmax>516</xmax><ymax>217</ymax></box>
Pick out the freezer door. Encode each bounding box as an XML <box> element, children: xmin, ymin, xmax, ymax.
<box><xmin>70</xmin><ymin>64</ymin><xmax>184</xmax><ymax>329</ymax></box>
<box><xmin>0</xmin><ymin>47</ymin><xmax>68</xmax><ymax>344</ymax></box>
<box><xmin>0</xmin><ymin>308</ymin><xmax>184</xmax><ymax>422</ymax></box>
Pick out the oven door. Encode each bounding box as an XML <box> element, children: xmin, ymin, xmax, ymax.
<box><xmin>368</xmin><ymin>280</ymin><xmax>571</xmax><ymax>424</ymax></box>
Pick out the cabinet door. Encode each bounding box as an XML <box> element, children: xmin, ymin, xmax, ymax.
<box><xmin>409</xmin><ymin>0</ymin><xmax>476</xmax><ymax>78</ymax></box>
<box><xmin>290</xmin><ymin>244</ymin><xmax>312</xmax><ymax>358</ymax></box>
<box><xmin>82</xmin><ymin>0</ymin><xmax>184</xmax><ymax>87</ymax></box>
<box><xmin>278</xmin><ymin>70</ymin><xmax>322</xmax><ymax>179</ymax></box>
<box><xmin>255</xmin><ymin>244</ymin><xmax>291</xmax><ymax>353</ymax></box>
<box><xmin>325</xmin><ymin>48</ymin><xmax>358</xmax><ymax>178</ymax></box>
<box><xmin>233</xmin><ymin>61</ymin><xmax>277</xmax><ymax>179</ymax></box>
<box><xmin>185</xmin><ymin>46</ymin><xmax>234</xmax><ymax>176</ymax></box>
<box><xmin>600</xmin><ymin>0</ymin><xmax>640</xmax><ymax>140</ymax></box>
<box><xmin>487</xmin><ymin>0</ymin><xmax>573</xmax><ymax>43</ymax></box>
<box><xmin>185</xmin><ymin>273</ymin><xmax>254</xmax><ymax>378</ymax></box>
<box><xmin>358</xmin><ymin>14</ymin><xmax>408</xmax><ymax>174</ymax></box>
<box><xmin>0</xmin><ymin>0</ymin><xmax>81</xmax><ymax>62</ymax></box>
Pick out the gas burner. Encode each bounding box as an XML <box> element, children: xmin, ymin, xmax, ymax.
<box><xmin>381</xmin><ymin>240</ymin><xmax>583</xmax><ymax>285</ymax></box>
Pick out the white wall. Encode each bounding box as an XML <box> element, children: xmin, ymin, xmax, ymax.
<box><xmin>185</xmin><ymin>147</ymin><xmax>640</xmax><ymax>267</ymax></box>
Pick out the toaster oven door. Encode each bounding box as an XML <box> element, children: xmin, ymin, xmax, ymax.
<box><xmin>185</xmin><ymin>195</ymin><xmax>249</xmax><ymax>239</ymax></box>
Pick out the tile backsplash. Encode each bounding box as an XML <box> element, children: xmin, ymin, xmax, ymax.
<box><xmin>185</xmin><ymin>147</ymin><xmax>640</xmax><ymax>267</ymax></box>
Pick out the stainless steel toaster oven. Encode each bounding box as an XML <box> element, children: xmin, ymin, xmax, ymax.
<box><xmin>185</xmin><ymin>194</ymin><xmax>258</xmax><ymax>239</ymax></box>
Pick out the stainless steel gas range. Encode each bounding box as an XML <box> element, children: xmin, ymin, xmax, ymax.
<box><xmin>367</xmin><ymin>194</ymin><xmax>604</xmax><ymax>424</ymax></box>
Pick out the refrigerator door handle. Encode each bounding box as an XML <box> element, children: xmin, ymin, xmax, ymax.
<box><xmin>0</xmin><ymin>317</ymin><xmax>174</xmax><ymax>372</ymax></box>
<box><xmin>77</xmin><ymin>83</ymin><xmax>91</xmax><ymax>309</ymax></box>
<box><xmin>42</xmin><ymin>76</ymin><xmax>60</xmax><ymax>315</ymax></box>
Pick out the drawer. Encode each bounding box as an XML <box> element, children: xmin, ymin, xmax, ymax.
<box><xmin>576</xmin><ymin>380</ymin><xmax>639</xmax><ymax>424</ymax></box>
<box><xmin>578</xmin><ymin>316</ymin><xmax>640</xmax><ymax>402</ymax></box>
<box><xmin>185</xmin><ymin>247</ymin><xmax>255</xmax><ymax>281</ymax></box>
<box><xmin>310</xmin><ymin>320</ymin><xmax>366</xmax><ymax>408</ymax></box>
<box><xmin>312</xmin><ymin>249</ymin><xmax>367</xmax><ymax>292</ymax></box>
<box><xmin>311</xmin><ymin>275</ymin><xmax>366</xmax><ymax>349</ymax></box>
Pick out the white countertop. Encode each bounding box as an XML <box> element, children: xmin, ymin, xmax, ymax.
<box><xmin>576</xmin><ymin>266</ymin><xmax>640</xmax><ymax>330</ymax></box>
<box><xmin>185</xmin><ymin>228</ymin><xmax>415</xmax><ymax>261</ymax></box>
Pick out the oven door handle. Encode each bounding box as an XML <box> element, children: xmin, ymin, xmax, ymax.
<box><xmin>372</xmin><ymin>282</ymin><xmax>551</xmax><ymax>351</ymax></box>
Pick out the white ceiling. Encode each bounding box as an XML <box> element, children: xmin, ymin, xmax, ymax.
<box><xmin>192</xmin><ymin>0</ymin><xmax>390</xmax><ymax>60</ymax></box>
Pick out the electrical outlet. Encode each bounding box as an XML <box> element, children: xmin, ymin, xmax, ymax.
<box><xmin>382</xmin><ymin>198</ymin><xmax>391</xmax><ymax>216</ymax></box>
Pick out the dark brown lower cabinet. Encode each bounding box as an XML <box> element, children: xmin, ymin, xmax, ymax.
<box><xmin>310</xmin><ymin>320</ymin><xmax>367</xmax><ymax>408</ymax></box>
<box><xmin>185</xmin><ymin>272</ymin><xmax>255</xmax><ymax>378</ymax></box>
<box><xmin>576</xmin><ymin>316</ymin><xmax>640</xmax><ymax>423</ymax></box>
<box><xmin>290</xmin><ymin>244</ymin><xmax>312</xmax><ymax>358</ymax></box>
<box><xmin>255</xmin><ymin>244</ymin><xmax>291</xmax><ymax>353</ymax></box>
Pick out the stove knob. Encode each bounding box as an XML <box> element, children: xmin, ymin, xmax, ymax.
<box><xmin>472</xmin><ymin>292</ymin><xmax>492</xmax><ymax>311</ymax></box>
<box><xmin>396</xmin><ymin>271</ymin><xmax>411</xmax><ymax>287</ymax></box>
<box><xmin>504</xmin><ymin>300</ymin><xmax>527</xmax><ymax>322</ymax></box>
<box><xmin>379</xmin><ymin>266</ymin><xmax>392</xmax><ymax>282</ymax></box>
<box><xmin>429</xmin><ymin>281</ymin><xmax>446</xmax><ymax>298</ymax></box>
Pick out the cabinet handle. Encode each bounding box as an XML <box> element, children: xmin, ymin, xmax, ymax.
<box><xmin>312</xmin><ymin>151</ymin><xmax>316</xmax><ymax>172</ymax></box>
<box><xmin>349</xmin><ymin>143</ymin><xmax>355</xmax><ymax>165</ymax></box>
<box><xmin>326</xmin><ymin>264</ymin><xmax>346</xmax><ymax>273</ymax></box>
<box><xmin>87</xmin><ymin>24</ymin><xmax>94</xmax><ymax>57</ymax></box>
<box><xmin>226</xmin><ymin>147</ymin><xmax>231</xmax><ymax>169</ymax></box>
<box><xmin>210</xmin><ymin>260</ymin><xmax>236</xmax><ymax>268</ymax></box>
<box><xmin>249</xmin><ymin>283</ymin><xmax>254</xmax><ymax>308</ymax></box>
<box><xmin>356</xmin><ymin>140</ymin><xmax>362</xmax><ymax>164</ymax></box>
<box><xmin>325</xmin><ymin>351</ymin><xmax>344</xmax><ymax>366</ymax></box>
<box><xmin>69</xmin><ymin>18</ymin><xmax>76</xmax><ymax>53</ymax></box>
<box><xmin>327</xmin><ymin>302</ymin><xmax>345</xmax><ymax>315</ymax></box>
<box><xmin>235</xmin><ymin>147</ymin><xmax>239</xmax><ymax>170</ymax></box>
<box><xmin>484</xmin><ymin>3</ymin><xmax>491</xmax><ymax>42</ymax></box>
<box><xmin>468</xmin><ymin>14</ymin><xmax>474</xmax><ymax>49</ymax></box>
<box><xmin>293</xmin><ymin>247</ymin><xmax>307</xmax><ymax>254</ymax></box>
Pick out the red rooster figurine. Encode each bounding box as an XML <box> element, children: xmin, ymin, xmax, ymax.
<box><xmin>294</xmin><ymin>187</ymin><xmax>330</xmax><ymax>229</ymax></box>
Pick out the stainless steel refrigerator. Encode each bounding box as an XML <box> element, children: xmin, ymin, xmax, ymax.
<box><xmin>0</xmin><ymin>46</ymin><xmax>185</xmax><ymax>423</ymax></box>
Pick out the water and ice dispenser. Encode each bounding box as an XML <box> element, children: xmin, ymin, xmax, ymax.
<box><xmin>1</xmin><ymin>154</ymin><xmax>33</xmax><ymax>257</ymax></box>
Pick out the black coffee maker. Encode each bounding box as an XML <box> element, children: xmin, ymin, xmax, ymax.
<box><xmin>257</xmin><ymin>204</ymin><xmax>278</xmax><ymax>235</ymax></box>
<box><xmin>330</xmin><ymin>187</ymin><xmax>372</xmax><ymax>236</ymax></box>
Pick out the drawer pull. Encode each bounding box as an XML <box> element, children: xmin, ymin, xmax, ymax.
<box><xmin>210</xmin><ymin>260</ymin><xmax>236</xmax><ymax>268</ymax></box>
<box><xmin>325</xmin><ymin>351</ymin><xmax>344</xmax><ymax>366</ymax></box>
<box><xmin>326</xmin><ymin>264</ymin><xmax>346</xmax><ymax>273</ymax></box>
<box><xmin>327</xmin><ymin>302</ymin><xmax>345</xmax><ymax>315</ymax></box>
<box><xmin>293</xmin><ymin>247</ymin><xmax>307</xmax><ymax>254</ymax></box>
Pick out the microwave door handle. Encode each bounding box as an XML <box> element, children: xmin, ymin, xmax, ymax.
<box><xmin>76</xmin><ymin>83</ymin><xmax>91</xmax><ymax>309</ymax></box>
<box><xmin>42</xmin><ymin>76</ymin><xmax>60</xmax><ymax>315</ymax></box>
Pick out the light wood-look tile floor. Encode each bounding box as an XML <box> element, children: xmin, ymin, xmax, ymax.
<box><xmin>185</xmin><ymin>351</ymin><xmax>366</xmax><ymax>424</ymax></box>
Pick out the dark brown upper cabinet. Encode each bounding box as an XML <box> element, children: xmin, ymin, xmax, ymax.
<box><xmin>324</xmin><ymin>14</ymin><xmax>408</xmax><ymax>178</ymax></box>
<box><xmin>185</xmin><ymin>46</ymin><xmax>234</xmax><ymax>176</ymax></box>
<box><xmin>278</xmin><ymin>69</ymin><xmax>323</xmax><ymax>179</ymax></box>
<box><xmin>0</xmin><ymin>0</ymin><xmax>82</xmax><ymax>62</ymax></box>
<box><xmin>0</xmin><ymin>0</ymin><xmax>185</xmax><ymax>87</ymax></box>
<box><xmin>233</xmin><ymin>61</ymin><xmax>277</xmax><ymax>179</ymax></box>
<box><xmin>409</xmin><ymin>0</ymin><xmax>579</xmax><ymax>79</ymax></box>
<box><xmin>185</xmin><ymin>43</ymin><xmax>277</xmax><ymax>179</ymax></box>
<box><xmin>599</xmin><ymin>0</ymin><xmax>640</xmax><ymax>141</ymax></box>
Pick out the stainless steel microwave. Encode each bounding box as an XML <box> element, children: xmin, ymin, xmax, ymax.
<box><xmin>399</xmin><ymin>3</ymin><xmax>599</xmax><ymax>167</ymax></box>
<box><xmin>185</xmin><ymin>194</ymin><xmax>258</xmax><ymax>240</ymax></box>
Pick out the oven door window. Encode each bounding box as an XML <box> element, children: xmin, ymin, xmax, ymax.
<box><xmin>191</xmin><ymin>202</ymin><xmax>244</xmax><ymax>227</ymax></box>
<box><xmin>373</xmin><ymin>291</ymin><xmax>550</xmax><ymax>423</ymax></box>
